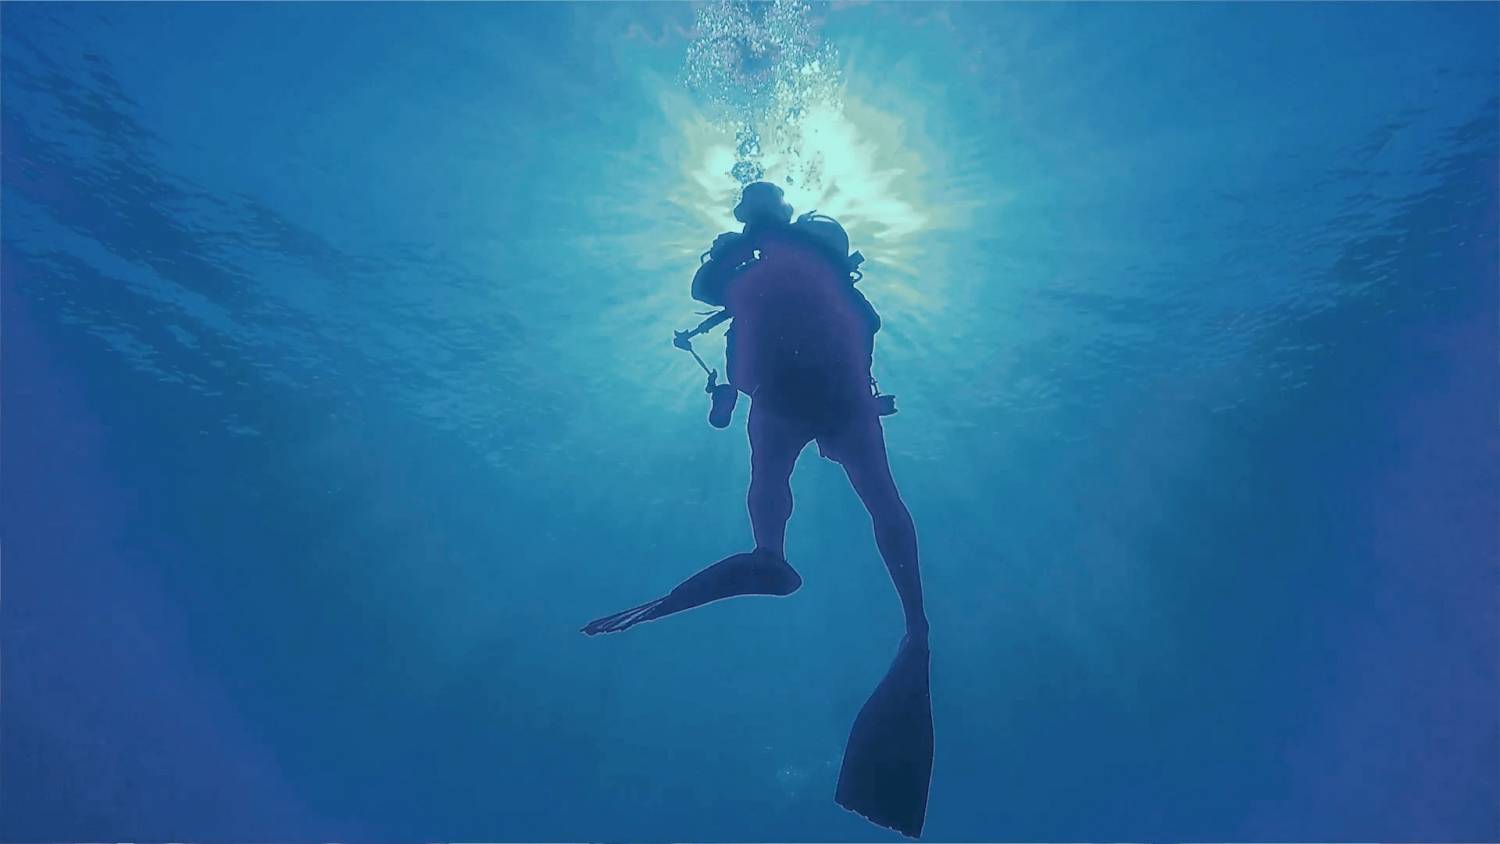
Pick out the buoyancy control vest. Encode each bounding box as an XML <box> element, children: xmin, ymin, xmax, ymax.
<box><xmin>676</xmin><ymin>212</ymin><xmax>896</xmax><ymax>417</ymax></box>
<box><xmin>690</xmin><ymin>213</ymin><xmax>875</xmax><ymax>329</ymax></box>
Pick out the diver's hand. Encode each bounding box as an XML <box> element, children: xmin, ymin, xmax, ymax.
<box><xmin>709</xmin><ymin>231</ymin><xmax>742</xmax><ymax>259</ymax></box>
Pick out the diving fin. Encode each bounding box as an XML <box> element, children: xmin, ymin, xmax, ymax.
<box><xmin>580</xmin><ymin>550</ymin><xmax>802</xmax><ymax>636</ymax></box>
<box><xmin>835</xmin><ymin>634</ymin><xmax>934</xmax><ymax>838</ymax></box>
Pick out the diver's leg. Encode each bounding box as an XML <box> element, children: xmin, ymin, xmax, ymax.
<box><xmin>831</xmin><ymin>414</ymin><xmax>934</xmax><ymax>839</ymax></box>
<box><xmin>579</xmin><ymin>403</ymin><xmax>806</xmax><ymax>637</ymax></box>
<box><xmin>834</xmin><ymin>416</ymin><xmax>928</xmax><ymax>638</ymax></box>
<box><xmin>747</xmin><ymin>399</ymin><xmax>811</xmax><ymax>558</ymax></box>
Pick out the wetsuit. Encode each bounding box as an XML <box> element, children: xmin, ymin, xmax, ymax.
<box><xmin>692</xmin><ymin>222</ymin><xmax>881</xmax><ymax>452</ymax></box>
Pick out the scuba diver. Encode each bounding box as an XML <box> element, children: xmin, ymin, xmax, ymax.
<box><xmin>581</xmin><ymin>182</ymin><xmax>933</xmax><ymax>838</ymax></box>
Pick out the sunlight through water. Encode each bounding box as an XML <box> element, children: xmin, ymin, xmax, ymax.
<box><xmin>676</xmin><ymin>0</ymin><xmax>942</xmax><ymax>265</ymax></box>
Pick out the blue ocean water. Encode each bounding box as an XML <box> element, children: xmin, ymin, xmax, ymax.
<box><xmin>2</xmin><ymin>2</ymin><xmax>1496</xmax><ymax>840</ymax></box>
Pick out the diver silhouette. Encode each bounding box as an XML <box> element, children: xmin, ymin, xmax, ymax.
<box><xmin>582</xmin><ymin>182</ymin><xmax>933</xmax><ymax>838</ymax></box>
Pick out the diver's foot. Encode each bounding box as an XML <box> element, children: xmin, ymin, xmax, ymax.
<box><xmin>581</xmin><ymin>549</ymin><xmax>802</xmax><ymax>635</ymax></box>
<box><xmin>743</xmin><ymin>547</ymin><xmax>804</xmax><ymax>596</ymax></box>
<box><xmin>904</xmin><ymin>616</ymin><xmax>930</xmax><ymax>649</ymax></box>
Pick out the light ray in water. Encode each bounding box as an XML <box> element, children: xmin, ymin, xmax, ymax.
<box><xmin>675</xmin><ymin>0</ymin><xmax>955</xmax><ymax>283</ymax></box>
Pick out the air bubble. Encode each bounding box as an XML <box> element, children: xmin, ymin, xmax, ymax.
<box><xmin>682</xmin><ymin>0</ymin><xmax>843</xmax><ymax>194</ymax></box>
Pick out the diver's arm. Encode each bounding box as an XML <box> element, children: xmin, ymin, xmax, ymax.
<box><xmin>675</xmin><ymin>308</ymin><xmax>731</xmax><ymax>349</ymax></box>
<box><xmin>692</xmin><ymin>259</ymin><xmax>728</xmax><ymax>306</ymax></box>
<box><xmin>691</xmin><ymin>232</ymin><xmax>753</xmax><ymax>306</ymax></box>
<box><xmin>693</xmin><ymin>308</ymin><xmax>732</xmax><ymax>334</ymax></box>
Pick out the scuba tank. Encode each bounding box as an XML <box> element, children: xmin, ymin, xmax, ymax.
<box><xmin>794</xmin><ymin>211</ymin><xmax>866</xmax><ymax>282</ymax></box>
<box><xmin>792</xmin><ymin>211</ymin><xmax>891</xmax><ymax>414</ymax></box>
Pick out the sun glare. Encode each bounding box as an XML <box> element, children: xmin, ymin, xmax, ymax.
<box><xmin>676</xmin><ymin>97</ymin><xmax>938</xmax><ymax>275</ymax></box>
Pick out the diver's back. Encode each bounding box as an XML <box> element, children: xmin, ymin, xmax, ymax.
<box><xmin>724</xmin><ymin>228</ymin><xmax>874</xmax><ymax>428</ymax></box>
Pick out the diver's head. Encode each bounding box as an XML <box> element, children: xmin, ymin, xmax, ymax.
<box><xmin>733</xmin><ymin>181</ymin><xmax>794</xmax><ymax>226</ymax></box>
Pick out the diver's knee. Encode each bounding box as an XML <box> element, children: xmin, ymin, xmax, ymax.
<box><xmin>872</xmin><ymin>512</ymin><xmax>916</xmax><ymax>548</ymax></box>
<box><xmin>866</xmin><ymin>494</ymin><xmax>912</xmax><ymax>529</ymax></box>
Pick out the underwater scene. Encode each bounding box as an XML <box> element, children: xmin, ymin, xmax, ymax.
<box><xmin>2</xmin><ymin>1</ymin><xmax>1497</xmax><ymax>841</ymax></box>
